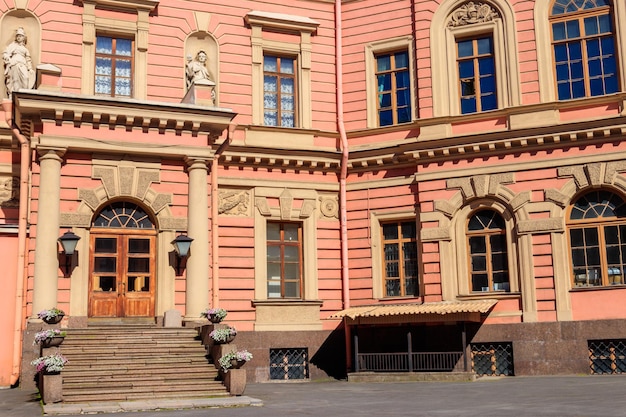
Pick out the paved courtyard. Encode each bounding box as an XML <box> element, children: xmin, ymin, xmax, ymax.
<box><xmin>3</xmin><ymin>375</ymin><xmax>626</xmax><ymax>416</ymax></box>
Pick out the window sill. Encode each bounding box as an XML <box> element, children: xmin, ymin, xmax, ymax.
<box><xmin>252</xmin><ymin>299</ymin><xmax>323</xmax><ymax>307</ymax></box>
<box><xmin>570</xmin><ymin>284</ymin><xmax>626</xmax><ymax>292</ymax></box>
<box><xmin>375</xmin><ymin>296</ymin><xmax>422</xmax><ymax>303</ymax></box>
<box><xmin>457</xmin><ymin>292</ymin><xmax>521</xmax><ymax>300</ymax></box>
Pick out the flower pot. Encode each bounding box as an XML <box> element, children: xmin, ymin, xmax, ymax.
<box><xmin>208</xmin><ymin>314</ymin><xmax>223</xmax><ymax>324</ymax></box>
<box><xmin>230</xmin><ymin>359</ymin><xmax>247</xmax><ymax>369</ymax></box>
<box><xmin>42</xmin><ymin>336</ymin><xmax>65</xmax><ymax>348</ymax></box>
<box><xmin>42</xmin><ymin>314</ymin><xmax>64</xmax><ymax>324</ymax></box>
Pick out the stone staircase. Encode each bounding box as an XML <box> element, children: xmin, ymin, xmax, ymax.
<box><xmin>59</xmin><ymin>326</ymin><xmax>229</xmax><ymax>403</ymax></box>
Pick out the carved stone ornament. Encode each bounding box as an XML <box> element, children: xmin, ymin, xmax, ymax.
<box><xmin>319</xmin><ymin>196</ymin><xmax>338</xmax><ymax>218</ymax></box>
<box><xmin>448</xmin><ymin>2</ymin><xmax>499</xmax><ymax>27</ymax></box>
<box><xmin>0</xmin><ymin>176</ymin><xmax>19</xmax><ymax>207</ymax></box>
<box><xmin>218</xmin><ymin>190</ymin><xmax>250</xmax><ymax>216</ymax></box>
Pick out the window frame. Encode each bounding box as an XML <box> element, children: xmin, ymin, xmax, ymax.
<box><xmin>374</xmin><ymin>50</ymin><xmax>412</xmax><ymax>126</ymax></box>
<box><xmin>535</xmin><ymin>0</ymin><xmax>626</xmax><ymax>103</ymax></box>
<box><xmin>266</xmin><ymin>221</ymin><xmax>304</xmax><ymax>299</ymax></box>
<box><xmin>263</xmin><ymin>54</ymin><xmax>298</xmax><ymax>128</ymax></box>
<box><xmin>430</xmin><ymin>0</ymin><xmax>521</xmax><ymax>117</ymax></box>
<box><xmin>365</xmin><ymin>37</ymin><xmax>415</xmax><ymax>128</ymax></box>
<box><xmin>466</xmin><ymin>209</ymin><xmax>510</xmax><ymax>293</ymax></box>
<box><xmin>456</xmin><ymin>35</ymin><xmax>498</xmax><ymax>114</ymax></box>
<box><xmin>549</xmin><ymin>1</ymin><xmax>620</xmax><ymax>100</ymax></box>
<box><xmin>94</xmin><ymin>35</ymin><xmax>135</xmax><ymax>98</ymax></box>
<box><xmin>567</xmin><ymin>190</ymin><xmax>626</xmax><ymax>288</ymax></box>
<box><xmin>380</xmin><ymin>220</ymin><xmax>419</xmax><ymax>298</ymax></box>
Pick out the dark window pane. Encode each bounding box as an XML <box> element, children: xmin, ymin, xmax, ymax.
<box><xmin>377</xmin><ymin>54</ymin><xmax>391</xmax><ymax>72</ymax></box>
<box><xmin>477</xmin><ymin>37</ymin><xmax>492</xmax><ymax>55</ymax></box>
<box><xmin>461</xmin><ymin>97</ymin><xmax>477</xmax><ymax>114</ymax></box>
<box><xmin>95</xmin><ymin>238</ymin><xmax>116</xmax><ymax>253</ymax></box>
<box><xmin>383</xmin><ymin>224</ymin><xmax>399</xmax><ymax>240</ymax></box>
<box><xmin>469</xmin><ymin>236</ymin><xmax>487</xmax><ymax>254</ymax></box>
<box><xmin>128</xmin><ymin>258</ymin><xmax>149</xmax><ymax>273</ymax></box>
<box><xmin>129</xmin><ymin>239</ymin><xmax>150</xmax><ymax>254</ymax></box>
<box><xmin>472</xmin><ymin>274</ymin><xmax>489</xmax><ymax>292</ymax></box>
<box><xmin>94</xmin><ymin>257</ymin><xmax>116</xmax><ymax>273</ymax></box>
<box><xmin>379</xmin><ymin>110</ymin><xmax>393</xmax><ymax>126</ymax></box>
<box><xmin>472</xmin><ymin>255</ymin><xmax>487</xmax><ymax>272</ymax></box>
<box><xmin>457</xmin><ymin>40</ymin><xmax>474</xmax><ymax>58</ymax></box>
<box><xmin>458</xmin><ymin>61</ymin><xmax>474</xmax><ymax>79</ymax></box>
<box><xmin>97</xmin><ymin>276</ymin><xmax>116</xmax><ymax>292</ymax></box>
<box><xmin>553</xmin><ymin>22</ymin><xmax>566</xmax><ymax>41</ymax></box>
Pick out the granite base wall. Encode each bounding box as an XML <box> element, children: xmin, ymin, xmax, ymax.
<box><xmin>470</xmin><ymin>319</ymin><xmax>626</xmax><ymax>375</ymax></box>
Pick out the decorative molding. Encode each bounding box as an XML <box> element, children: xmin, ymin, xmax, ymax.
<box><xmin>421</xmin><ymin>227</ymin><xmax>451</xmax><ymax>242</ymax></box>
<box><xmin>60</xmin><ymin>213</ymin><xmax>92</xmax><ymax>227</ymax></box>
<box><xmin>448</xmin><ymin>2</ymin><xmax>500</xmax><ymax>27</ymax></box>
<box><xmin>0</xmin><ymin>176</ymin><xmax>19</xmax><ymax>207</ymax></box>
<box><xmin>319</xmin><ymin>195</ymin><xmax>339</xmax><ymax>219</ymax></box>
<box><xmin>279</xmin><ymin>189</ymin><xmax>293</xmax><ymax>220</ymax></box>
<box><xmin>300</xmin><ymin>199</ymin><xmax>316</xmax><ymax>218</ymax></box>
<box><xmin>255</xmin><ymin>197</ymin><xmax>271</xmax><ymax>216</ymax></box>
<box><xmin>219</xmin><ymin>190</ymin><xmax>251</xmax><ymax>216</ymax></box>
<box><xmin>517</xmin><ymin>218</ymin><xmax>564</xmax><ymax>234</ymax></box>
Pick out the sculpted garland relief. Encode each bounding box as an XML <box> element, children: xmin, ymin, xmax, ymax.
<box><xmin>448</xmin><ymin>2</ymin><xmax>499</xmax><ymax>27</ymax></box>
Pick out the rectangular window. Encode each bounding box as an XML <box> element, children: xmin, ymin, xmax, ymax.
<box><xmin>457</xmin><ymin>36</ymin><xmax>497</xmax><ymax>114</ymax></box>
<box><xmin>269</xmin><ymin>348</ymin><xmax>309</xmax><ymax>380</ymax></box>
<box><xmin>382</xmin><ymin>221</ymin><xmax>419</xmax><ymax>297</ymax></box>
<box><xmin>471</xmin><ymin>342</ymin><xmax>514</xmax><ymax>376</ymax></box>
<box><xmin>376</xmin><ymin>51</ymin><xmax>412</xmax><ymax>126</ymax></box>
<box><xmin>264</xmin><ymin>55</ymin><xmax>296</xmax><ymax>127</ymax></box>
<box><xmin>95</xmin><ymin>36</ymin><xmax>133</xmax><ymax>97</ymax></box>
<box><xmin>552</xmin><ymin>11</ymin><xmax>618</xmax><ymax>100</ymax></box>
<box><xmin>267</xmin><ymin>222</ymin><xmax>302</xmax><ymax>298</ymax></box>
<box><xmin>589</xmin><ymin>339</ymin><xmax>626</xmax><ymax>374</ymax></box>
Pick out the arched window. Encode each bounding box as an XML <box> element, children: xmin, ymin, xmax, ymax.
<box><xmin>93</xmin><ymin>201</ymin><xmax>154</xmax><ymax>229</ymax></box>
<box><xmin>568</xmin><ymin>190</ymin><xmax>626</xmax><ymax>287</ymax></box>
<box><xmin>550</xmin><ymin>0</ymin><xmax>619</xmax><ymax>100</ymax></box>
<box><xmin>467</xmin><ymin>209</ymin><xmax>510</xmax><ymax>292</ymax></box>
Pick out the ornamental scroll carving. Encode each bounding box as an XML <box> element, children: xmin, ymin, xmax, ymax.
<box><xmin>448</xmin><ymin>2</ymin><xmax>499</xmax><ymax>27</ymax></box>
<box><xmin>218</xmin><ymin>190</ymin><xmax>250</xmax><ymax>216</ymax></box>
<box><xmin>0</xmin><ymin>176</ymin><xmax>19</xmax><ymax>207</ymax></box>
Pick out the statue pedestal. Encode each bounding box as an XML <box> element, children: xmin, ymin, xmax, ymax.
<box><xmin>182</xmin><ymin>80</ymin><xmax>216</xmax><ymax>107</ymax></box>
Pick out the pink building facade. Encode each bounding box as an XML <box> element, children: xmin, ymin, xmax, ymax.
<box><xmin>1</xmin><ymin>0</ymin><xmax>626</xmax><ymax>387</ymax></box>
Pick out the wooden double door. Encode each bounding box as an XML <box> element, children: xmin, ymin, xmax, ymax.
<box><xmin>89</xmin><ymin>231</ymin><xmax>156</xmax><ymax>318</ymax></box>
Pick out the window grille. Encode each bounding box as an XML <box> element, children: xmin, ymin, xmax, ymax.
<box><xmin>589</xmin><ymin>339</ymin><xmax>626</xmax><ymax>374</ymax></box>
<box><xmin>269</xmin><ymin>348</ymin><xmax>308</xmax><ymax>380</ymax></box>
<box><xmin>471</xmin><ymin>342</ymin><xmax>514</xmax><ymax>376</ymax></box>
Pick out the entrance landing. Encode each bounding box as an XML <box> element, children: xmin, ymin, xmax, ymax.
<box><xmin>347</xmin><ymin>371</ymin><xmax>476</xmax><ymax>383</ymax></box>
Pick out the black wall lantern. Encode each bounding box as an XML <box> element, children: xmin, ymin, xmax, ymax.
<box><xmin>58</xmin><ymin>230</ymin><xmax>81</xmax><ymax>276</ymax></box>
<box><xmin>171</xmin><ymin>234</ymin><xmax>193</xmax><ymax>275</ymax></box>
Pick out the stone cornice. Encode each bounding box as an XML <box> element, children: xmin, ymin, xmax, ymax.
<box><xmin>13</xmin><ymin>90</ymin><xmax>236</xmax><ymax>138</ymax></box>
<box><xmin>79</xmin><ymin>0</ymin><xmax>159</xmax><ymax>13</ymax></box>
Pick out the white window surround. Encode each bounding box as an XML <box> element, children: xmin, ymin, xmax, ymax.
<box><xmin>534</xmin><ymin>0</ymin><xmax>626</xmax><ymax>103</ymax></box>
<box><xmin>430</xmin><ymin>0</ymin><xmax>521</xmax><ymax>117</ymax></box>
<box><xmin>80</xmin><ymin>0</ymin><xmax>156</xmax><ymax>99</ymax></box>
<box><xmin>365</xmin><ymin>37</ymin><xmax>415</xmax><ymax>128</ymax></box>
<box><xmin>370</xmin><ymin>210</ymin><xmax>419</xmax><ymax>300</ymax></box>
<box><xmin>245</xmin><ymin>11</ymin><xmax>319</xmax><ymax>129</ymax></box>
<box><xmin>453</xmin><ymin>200</ymin><xmax>519</xmax><ymax>296</ymax></box>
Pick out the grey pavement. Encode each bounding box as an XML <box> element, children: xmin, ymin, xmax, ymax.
<box><xmin>4</xmin><ymin>375</ymin><xmax>626</xmax><ymax>416</ymax></box>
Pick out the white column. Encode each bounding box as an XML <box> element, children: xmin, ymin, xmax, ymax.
<box><xmin>184</xmin><ymin>157</ymin><xmax>210</xmax><ymax>321</ymax></box>
<box><xmin>32</xmin><ymin>148</ymin><xmax>65</xmax><ymax>317</ymax></box>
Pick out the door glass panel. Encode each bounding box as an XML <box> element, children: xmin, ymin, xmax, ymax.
<box><xmin>95</xmin><ymin>238</ymin><xmax>117</xmax><ymax>253</ymax></box>
<box><xmin>94</xmin><ymin>257</ymin><xmax>116</xmax><ymax>273</ymax></box>
<box><xmin>129</xmin><ymin>239</ymin><xmax>150</xmax><ymax>254</ymax></box>
<box><xmin>128</xmin><ymin>276</ymin><xmax>149</xmax><ymax>292</ymax></box>
<box><xmin>95</xmin><ymin>276</ymin><xmax>116</xmax><ymax>291</ymax></box>
<box><xmin>128</xmin><ymin>258</ymin><xmax>150</xmax><ymax>273</ymax></box>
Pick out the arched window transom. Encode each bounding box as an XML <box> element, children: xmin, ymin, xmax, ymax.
<box><xmin>568</xmin><ymin>190</ymin><xmax>626</xmax><ymax>287</ymax></box>
<box><xmin>93</xmin><ymin>201</ymin><xmax>154</xmax><ymax>229</ymax></box>
<box><xmin>467</xmin><ymin>209</ymin><xmax>510</xmax><ymax>292</ymax></box>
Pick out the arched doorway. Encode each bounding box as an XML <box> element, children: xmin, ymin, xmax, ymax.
<box><xmin>88</xmin><ymin>201</ymin><xmax>157</xmax><ymax>318</ymax></box>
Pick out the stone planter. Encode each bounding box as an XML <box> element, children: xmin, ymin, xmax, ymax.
<box><xmin>39</xmin><ymin>372</ymin><xmax>63</xmax><ymax>404</ymax></box>
<box><xmin>213</xmin><ymin>334</ymin><xmax>235</xmax><ymax>345</ymax></box>
<box><xmin>208</xmin><ymin>314</ymin><xmax>224</xmax><ymax>324</ymax></box>
<box><xmin>42</xmin><ymin>336</ymin><xmax>65</xmax><ymax>348</ymax></box>
<box><xmin>42</xmin><ymin>314</ymin><xmax>64</xmax><ymax>325</ymax></box>
<box><xmin>230</xmin><ymin>359</ymin><xmax>247</xmax><ymax>370</ymax></box>
<box><xmin>223</xmin><ymin>368</ymin><xmax>246</xmax><ymax>396</ymax></box>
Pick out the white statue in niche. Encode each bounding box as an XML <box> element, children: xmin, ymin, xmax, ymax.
<box><xmin>186</xmin><ymin>50</ymin><xmax>214</xmax><ymax>88</ymax></box>
<box><xmin>3</xmin><ymin>27</ymin><xmax>35</xmax><ymax>98</ymax></box>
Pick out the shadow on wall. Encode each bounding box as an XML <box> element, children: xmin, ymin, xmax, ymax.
<box><xmin>310</xmin><ymin>323</ymin><xmax>347</xmax><ymax>380</ymax></box>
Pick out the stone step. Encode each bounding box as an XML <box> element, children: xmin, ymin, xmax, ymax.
<box><xmin>59</xmin><ymin>326</ymin><xmax>229</xmax><ymax>402</ymax></box>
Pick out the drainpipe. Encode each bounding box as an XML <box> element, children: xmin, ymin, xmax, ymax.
<box><xmin>335</xmin><ymin>0</ymin><xmax>350</xmax><ymax>310</ymax></box>
<box><xmin>3</xmin><ymin>99</ymin><xmax>30</xmax><ymax>386</ymax></box>
<box><xmin>210</xmin><ymin>123</ymin><xmax>236</xmax><ymax>308</ymax></box>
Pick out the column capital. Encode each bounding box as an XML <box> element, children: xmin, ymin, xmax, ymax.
<box><xmin>37</xmin><ymin>147</ymin><xmax>66</xmax><ymax>161</ymax></box>
<box><xmin>184</xmin><ymin>156</ymin><xmax>210</xmax><ymax>171</ymax></box>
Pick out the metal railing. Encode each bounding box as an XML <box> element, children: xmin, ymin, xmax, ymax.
<box><xmin>357</xmin><ymin>351</ymin><xmax>463</xmax><ymax>372</ymax></box>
